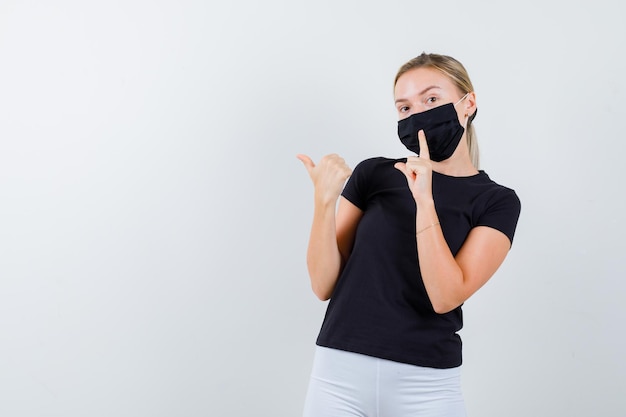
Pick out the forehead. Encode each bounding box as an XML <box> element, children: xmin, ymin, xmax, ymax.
<box><xmin>394</xmin><ymin>67</ymin><xmax>457</xmax><ymax>98</ymax></box>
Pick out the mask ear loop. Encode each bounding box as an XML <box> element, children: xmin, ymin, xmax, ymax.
<box><xmin>454</xmin><ymin>93</ymin><xmax>470</xmax><ymax>106</ymax></box>
<box><xmin>454</xmin><ymin>93</ymin><xmax>472</xmax><ymax>128</ymax></box>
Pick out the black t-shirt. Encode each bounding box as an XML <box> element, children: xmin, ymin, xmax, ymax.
<box><xmin>316</xmin><ymin>157</ymin><xmax>521</xmax><ymax>369</ymax></box>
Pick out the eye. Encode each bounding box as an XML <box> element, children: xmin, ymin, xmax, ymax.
<box><xmin>425</xmin><ymin>96</ymin><xmax>438</xmax><ymax>105</ymax></box>
<box><xmin>398</xmin><ymin>105</ymin><xmax>410</xmax><ymax>113</ymax></box>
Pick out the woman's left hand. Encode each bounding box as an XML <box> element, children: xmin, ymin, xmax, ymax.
<box><xmin>394</xmin><ymin>130</ymin><xmax>434</xmax><ymax>206</ymax></box>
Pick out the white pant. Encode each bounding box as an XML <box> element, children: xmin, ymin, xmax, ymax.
<box><xmin>302</xmin><ymin>346</ymin><xmax>466</xmax><ymax>417</ymax></box>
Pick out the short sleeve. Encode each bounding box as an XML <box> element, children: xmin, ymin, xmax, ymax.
<box><xmin>476</xmin><ymin>187</ymin><xmax>521</xmax><ymax>245</ymax></box>
<box><xmin>341</xmin><ymin>158</ymin><xmax>378</xmax><ymax>210</ymax></box>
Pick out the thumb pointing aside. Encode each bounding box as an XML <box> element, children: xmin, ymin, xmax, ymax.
<box><xmin>296</xmin><ymin>154</ymin><xmax>315</xmax><ymax>174</ymax></box>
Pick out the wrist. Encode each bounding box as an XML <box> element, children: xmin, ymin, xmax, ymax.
<box><xmin>415</xmin><ymin>198</ymin><xmax>435</xmax><ymax>212</ymax></box>
<box><xmin>416</xmin><ymin>221</ymin><xmax>440</xmax><ymax>236</ymax></box>
<box><xmin>415</xmin><ymin>199</ymin><xmax>437</xmax><ymax>229</ymax></box>
<box><xmin>314</xmin><ymin>192</ymin><xmax>339</xmax><ymax>209</ymax></box>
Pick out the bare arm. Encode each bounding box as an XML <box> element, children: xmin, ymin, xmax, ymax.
<box><xmin>394</xmin><ymin>131</ymin><xmax>512</xmax><ymax>313</ymax></box>
<box><xmin>412</xmin><ymin>199</ymin><xmax>511</xmax><ymax>313</ymax></box>
<box><xmin>306</xmin><ymin>196</ymin><xmax>363</xmax><ymax>300</ymax></box>
<box><xmin>297</xmin><ymin>154</ymin><xmax>362</xmax><ymax>300</ymax></box>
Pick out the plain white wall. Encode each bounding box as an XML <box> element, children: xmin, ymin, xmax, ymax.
<box><xmin>1</xmin><ymin>1</ymin><xmax>624</xmax><ymax>416</ymax></box>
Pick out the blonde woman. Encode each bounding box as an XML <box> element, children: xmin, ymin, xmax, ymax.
<box><xmin>297</xmin><ymin>52</ymin><xmax>521</xmax><ymax>417</ymax></box>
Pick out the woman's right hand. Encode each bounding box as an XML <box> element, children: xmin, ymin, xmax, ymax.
<box><xmin>297</xmin><ymin>154</ymin><xmax>352</xmax><ymax>205</ymax></box>
<box><xmin>297</xmin><ymin>153</ymin><xmax>358</xmax><ymax>300</ymax></box>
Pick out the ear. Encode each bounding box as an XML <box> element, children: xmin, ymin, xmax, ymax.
<box><xmin>464</xmin><ymin>91</ymin><xmax>477</xmax><ymax>119</ymax></box>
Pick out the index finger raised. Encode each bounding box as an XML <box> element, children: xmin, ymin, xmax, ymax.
<box><xmin>417</xmin><ymin>130</ymin><xmax>430</xmax><ymax>160</ymax></box>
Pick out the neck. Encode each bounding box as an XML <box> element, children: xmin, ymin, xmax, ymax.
<box><xmin>432</xmin><ymin>161</ymin><xmax>478</xmax><ymax>177</ymax></box>
<box><xmin>431</xmin><ymin>144</ymin><xmax>479</xmax><ymax>177</ymax></box>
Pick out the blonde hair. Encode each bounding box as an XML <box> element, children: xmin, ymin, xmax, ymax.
<box><xmin>394</xmin><ymin>53</ymin><xmax>479</xmax><ymax>168</ymax></box>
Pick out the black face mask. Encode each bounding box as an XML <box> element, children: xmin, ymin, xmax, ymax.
<box><xmin>397</xmin><ymin>103</ymin><xmax>466</xmax><ymax>162</ymax></box>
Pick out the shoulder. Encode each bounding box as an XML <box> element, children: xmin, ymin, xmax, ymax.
<box><xmin>350</xmin><ymin>156</ymin><xmax>407</xmax><ymax>187</ymax></box>
<box><xmin>472</xmin><ymin>172</ymin><xmax>522</xmax><ymax>243</ymax></box>
<box><xmin>479</xmin><ymin>172</ymin><xmax>521</xmax><ymax>212</ymax></box>
<box><xmin>344</xmin><ymin>157</ymin><xmax>406</xmax><ymax>203</ymax></box>
<box><xmin>353</xmin><ymin>156</ymin><xmax>405</xmax><ymax>174</ymax></box>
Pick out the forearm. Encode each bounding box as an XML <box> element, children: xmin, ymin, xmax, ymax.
<box><xmin>306</xmin><ymin>200</ymin><xmax>343</xmax><ymax>301</ymax></box>
<box><xmin>415</xmin><ymin>200</ymin><xmax>464</xmax><ymax>313</ymax></box>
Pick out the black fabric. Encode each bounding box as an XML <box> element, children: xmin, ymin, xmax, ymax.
<box><xmin>316</xmin><ymin>157</ymin><xmax>521</xmax><ymax>369</ymax></box>
<box><xmin>397</xmin><ymin>103</ymin><xmax>464</xmax><ymax>161</ymax></box>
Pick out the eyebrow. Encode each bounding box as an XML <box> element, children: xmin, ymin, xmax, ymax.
<box><xmin>394</xmin><ymin>85</ymin><xmax>442</xmax><ymax>104</ymax></box>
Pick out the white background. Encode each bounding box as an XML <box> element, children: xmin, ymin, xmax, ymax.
<box><xmin>1</xmin><ymin>1</ymin><xmax>625</xmax><ymax>416</ymax></box>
